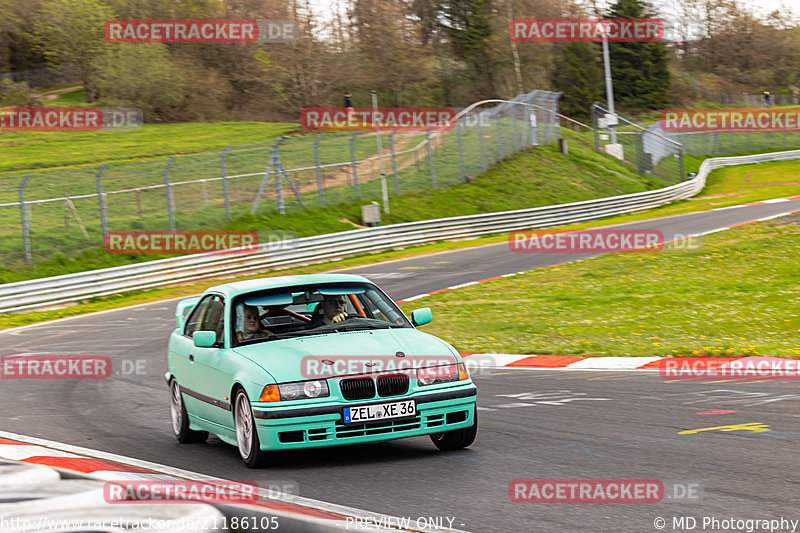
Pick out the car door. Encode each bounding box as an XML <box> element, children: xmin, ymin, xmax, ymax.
<box><xmin>171</xmin><ymin>294</ymin><xmax>214</xmax><ymax>420</ymax></box>
<box><xmin>173</xmin><ymin>294</ymin><xmax>229</xmax><ymax>426</ymax></box>
<box><xmin>186</xmin><ymin>295</ymin><xmax>238</xmax><ymax>428</ymax></box>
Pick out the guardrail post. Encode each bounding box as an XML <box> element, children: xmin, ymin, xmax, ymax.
<box><xmin>350</xmin><ymin>132</ymin><xmax>360</xmax><ymax>198</ymax></box>
<box><xmin>496</xmin><ymin>113</ymin><xmax>504</xmax><ymax>159</ymax></box>
<box><xmin>388</xmin><ymin>130</ymin><xmax>399</xmax><ymax>193</ymax></box>
<box><xmin>314</xmin><ymin>133</ymin><xmax>325</xmax><ymax>206</ymax></box>
<box><xmin>95</xmin><ymin>164</ymin><xmax>108</xmax><ymax>236</ymax></box>
<box><xmin>220</xmin><ymin>146</ymin><xmax>232</xmax><ymax>220</ymax></box>
<box><xmin>456</xmin><ymin>118</ymin><xmax>466</xmax><ymax>182</ymax></box>
<box><xmin>477</xmin><ymin>113</ymin><xmax>487</xmax><ymax>171</ymax></box>
<box><xmin>426</xmin><ymin>129</ymin><xmax>436</xmax><ymax>186</ymax></box>
<box><xmin>18</xmin><ymin>175</ymin><xmax>32</xmax><ymax>264</ymax></box>
<box><xmin>164</xmin><ymin>156</ymin><xmax>176</xmax><ymax>231</ymax></box>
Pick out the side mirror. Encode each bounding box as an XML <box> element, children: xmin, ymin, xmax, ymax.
<box><xmin>410</xmin><ymin>308</ymin><xmax>432</xmax><ymax>327</ymax></box>
<box><xmin>193</xmin><ymin>331</ymin><xmax>218</xmax><ymax>348</ymax></box>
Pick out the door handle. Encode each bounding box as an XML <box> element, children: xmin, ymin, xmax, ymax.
<box><xmin>189</xmin><ymin>354</ymin><xmax>194</xmax><ymax>362</ymax></box>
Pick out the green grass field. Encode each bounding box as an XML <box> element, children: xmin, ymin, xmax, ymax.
<box><xmin>401</xmin><ymin>217</ymin><xmax>800</xmax><ymax>359</ymax></box>
<box><xmin>0</xmin><ymin>122</ymin><xmax>298</xmax><ymax>174</ymax></box>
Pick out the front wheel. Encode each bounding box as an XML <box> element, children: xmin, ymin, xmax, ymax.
<box><xmin>234</xmin><ymin>389</ymin><xmax>273</xmax><ymax>468</ymax></box>
<box><xmin>430</xmin><ymin>409</ymin><xmax>478</xmax><ymax>451</ymax></box>
<box><xmin>169</xmin><ymin>379</ymin><xmax>208</xmax><ymax>444</ymax></box>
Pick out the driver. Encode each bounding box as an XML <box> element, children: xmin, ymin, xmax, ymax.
<box><xmin>311</xmin><ymin>295</ymin><xmax>350</xmax><ymax>326</ymax></box>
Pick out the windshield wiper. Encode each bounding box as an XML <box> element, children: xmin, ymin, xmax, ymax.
<box><xmin>331</xmin><ymin>323</ymin><xmax>393</xmax><ymax>332</ymax></box>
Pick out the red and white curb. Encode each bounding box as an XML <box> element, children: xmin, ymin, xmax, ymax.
<box><xmin>460</xmin><ymin>354</ymin><xmax>752</xmax><ymax>372</ymax></box>
<box><xmin>396</xmin><ymin>197</ymin><xmax>800</xmax><ymax>305</ymax></box>
<box><xmin>0</xmin><ymin>431</ymin><xmax>469</xmax><ymax>532</ymax></box>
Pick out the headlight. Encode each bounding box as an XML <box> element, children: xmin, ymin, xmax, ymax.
<box><xmin>277</xmin><ymin>380</ymin><xmax>329</xmax><ymax>401</ymax></box>
<box><xmin>417</xmin><ymin>363</ymin><xmax>469</xmax><ymax>386</ymax></box>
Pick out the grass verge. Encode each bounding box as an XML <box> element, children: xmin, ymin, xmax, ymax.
<box><xmin>401</xmin><ymin>217</ymin><xmax>800</xmax><ymax>358</ymax></box>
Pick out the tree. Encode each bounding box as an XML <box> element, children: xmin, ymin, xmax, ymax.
<box><xmin>92</xmin><ymin>44</ymin><xmax>187</xmax><ymax>118</ymax></box>
<box><xmin>552</xmin><ymin>42</ymin><xmax>603</xmax><ymax>117</ymax></box>
<box><xmin>605</xmin><ymin>0</ymin><xmax>670</xmax><ymax>109</ymax></box>
<box><xmin>439</xmin><ymin>0</ymin><xmax>497</xmax><ymax>99</ymax></box>
<box><xmin>30</xmin><ymin>0</ymin><xmax>116</xmax><ymax>101</ymax></box>
<box><xmin>350</xmin><ymin>0</ymin><xmax>438</xmax><ymax>106</ymax></box>
<box><xmin>0</xmin><ymin>0</ymin><xmax>47</xmax><ymax>73</ymax></box>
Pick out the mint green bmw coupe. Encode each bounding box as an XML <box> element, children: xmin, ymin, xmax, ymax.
<box><xmin>166</xmin><ymin>274</ymin><xmax>477</xmax><ymax>467</ymax></box>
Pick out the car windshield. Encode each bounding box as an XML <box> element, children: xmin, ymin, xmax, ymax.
<box><xmin>232</xmin><ymin>282</ymin><xmax>411</xmax><ymax>345</ymax></box>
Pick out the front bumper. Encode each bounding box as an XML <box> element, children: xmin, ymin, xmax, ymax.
<box><xmin>251</xmin><ymin>386</ymin><xmax>477</xmax><ymax>450</ymax></box>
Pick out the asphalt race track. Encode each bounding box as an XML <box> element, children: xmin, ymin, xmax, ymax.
<box><xmin>2</xmin><ymin>199</ymin><xmax>799</xmax><ymax>532</ymax></box>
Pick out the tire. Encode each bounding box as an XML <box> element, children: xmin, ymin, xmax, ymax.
<box><xmin>169</xmin><ymin>379</ymin><xmax>209</xmax><ymax>444</ymax></box>
<box><xmin>430</xmin><ymin>408</ymin><xmax>478</xmax><ymax>451</ymax></box>
<box><xmin>234</xmin><ymin>389</ymin><xmax>272</xmax><ymax>468</ymax></box>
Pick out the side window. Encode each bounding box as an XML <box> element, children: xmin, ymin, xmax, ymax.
<box><xmin>184</xmin><ymin>295</ymin><xmax>225</xmax><ymax>341</ymax></box>
<box><xmin>364</xmin><ymin>288</ymin><xmax>403</xmax><ymax>324</ymax></box>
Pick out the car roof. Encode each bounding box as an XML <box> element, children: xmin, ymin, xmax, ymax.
<box><xmin>207</xmin><ymin>273</ymin><xmax>373</xmax><ymax>299</ymax></box>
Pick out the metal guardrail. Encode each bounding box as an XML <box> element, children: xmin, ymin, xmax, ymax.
<box><xmin>2</xmin><ymin>150</ymin><xmax>799</xmax><ymax>314</ymax></box>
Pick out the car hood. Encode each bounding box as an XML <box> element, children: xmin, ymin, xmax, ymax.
<box><xmin>232</xmin><ymin>328</ymin><xmax>458</xmax><ymax>381</ymax></box>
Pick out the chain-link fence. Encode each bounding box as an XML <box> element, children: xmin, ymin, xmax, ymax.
<box><xmin>645</xmin><ymin>123</ymin><xmax>800</xmax><ymax>156</ymax></box>
<box><xmin>0</xmin><ymin>89</ymin><xmax>562</xmax><ymax>266</ymax></box>
<box><xmin>592</xmin><ymin>102</ymin><xmax>686</xmax><ymax>188</ymax></box>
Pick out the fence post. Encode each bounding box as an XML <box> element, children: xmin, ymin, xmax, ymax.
<box><xmin>314</xmin><ymin>133</ymin><xmax>325</xmax><ymax>206</ymax></box>
<box><xmin>95</xmin><ymin>164</ymin><xmax>108</xmax><ymax>235</ymax></box>
<box><xmin>477</xmin><ymin>113</ymin><xmax>487</xmax><ymax>171</ymax></box>
<box><xmin>388</xmin><ymin>130</ymin><xmax>399</xmax><ymax>193</ymax></box>
<box><xmin>426</xmin><ymin>129</ymin><xmax>436</xmax><ymax>186</ymax></box>
<box><xmin>456</xmin><ymin>118</ymin><xmax>466</xmax><ymax>182</ymax></box>
<box><xmin>220</xmin><ymin>146</ymin><xmax>232</xmax><ymax>220</ymax></box>
<box><xmin>275</xmin><ymin>154</ymin><xmax>284</xmax><ymax>215</ymax></box>
<box><xmin>251</xmin><ymin>137</ymin><xmax>287</xmax><ymax>215</ymax></box>
<box><xmin>18</xmin><ymin>175</ymin><xmax>32</xmax><ymax>264</ymax></box>
<box><xmin>164</xmin><ymin>156</ymin><xmax>176</xmax><ymax>231</ymax></box>
<box><xmin>350</xmin><ymin>132</ymin><xmax>360</xmax><ymax>197</ymax></box>
<box><xmin>512</xmin><ymin>103</ymin><xmax>519</xmax><ymax>153</ymax></box>
<box><xmin>496</xmin><ymin>113</ymin><xmax>504</xmax><ymax>159</ymax></box>
<box><xmin>679</xmin><ymin>147</ymin><xmax>686</xmax><ymax>181</ymax></box>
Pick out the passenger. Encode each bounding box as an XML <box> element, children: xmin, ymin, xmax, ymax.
<box><xmin>240</xmin><ymin>304</ymin><xmax>271</xmax><ymax>340</ymax></box>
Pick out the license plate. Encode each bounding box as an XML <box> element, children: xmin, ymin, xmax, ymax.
<box><xmin>343</xmin><ymin>400</ymin><xmax>415</xmax><ymax>424</ymax></box>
